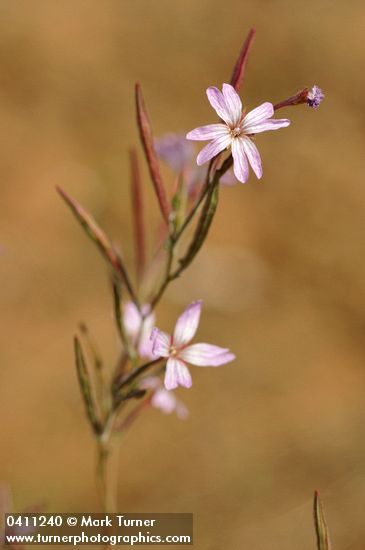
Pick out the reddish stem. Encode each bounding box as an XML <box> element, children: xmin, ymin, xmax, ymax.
<box><xmin>273</xmin><ymin>88</ymin><xmax>309</xmax><ymax>110</ymax></box>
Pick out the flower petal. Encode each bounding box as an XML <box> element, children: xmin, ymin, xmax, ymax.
<box><xmin>241</xmin><ymin>137</ymin><xmax>263</xmax><ymax>179</ymax></box>
<box><xmin>139</xmin><ymin>312</ymin><xmax>156</xmax><ymax>358</ymax></box>
<box><xmin>186</xmin><ymin>123</ymin><xmax>229</xmax><ymax>141</ymax></box>
<box><xmin>151</xmin><ymin>388</ymin><xmax>177</xmax><ymax>414</ymax></box>
<box><xmin>196</xmin><ymin>134</ymin><xmax>231</xmax><ymax>166</ymax></box>
<box><xmin>173</xmin><ymin>300</ymin><xmax>202</xmax><ymax>347</ymax></box>
<box><xmin>243</xmin><ymin>118</ymin><xmax>290</xmax><ymax>134</ymax></box>
<box><xmin>150</xmin><ymin>327</ymin><xmax>171</xmax><ymax>357</ymax></box>
<box><xmin>231</xmin><ymin>138</ymin><xmax>249</xmax><ymax>183</ymax></box>
<box><xmin>222</xmin><ymin>83</ymin><xmax>242</xmax><ymax>127</ymax></box>
<box><xmin>180</xmin><ymin>343</ymin><xmax>236</xmax><ymax>366</ymax></box>
<box><xmin>206</xmin><ymin>86</ymin><xmax>235</xmax><ymax>126</ymax></box>
<box><xmin>243</xmin><ymin>102</ymin><xmax>274</xmax><ymax>128</ymax></box>
<box><xmin>123</xmin><ymin>302</ymin><xmax>141</xmax><ymax>339</ymax></box>
<box><xmin>164</xmin><ymin>358</ymin><xmax>192</xmax><ymax>390</ymax></box>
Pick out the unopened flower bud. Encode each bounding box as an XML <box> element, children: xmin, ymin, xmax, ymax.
<box><xmin>274</xmin><ymin>85</ymin><xmax>324</xmax><ymax>111</ymax></box>
<box><xmin>306</xmin><ymin>85</ymin><xmax>324</xmax><ymax>109</ymax></box>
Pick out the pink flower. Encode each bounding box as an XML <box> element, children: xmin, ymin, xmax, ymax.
<box><xmin>151</xmin><ymin>300</ymin><xmax>235</xmax><ymax>390</ymax></box>
<box><xmin>123</xmin><ymin>302</ymin><xmax>155</xmax><ymax>359</ymax></box>
<box><xmin>186</xmin><ymin>83</ymin><xmax>290</xmax><ymax>183</ymax></box>
<box><xmin>140</xmin><ymin>377</ymin><xmax>188</xmax><ymax>419</ymax></box>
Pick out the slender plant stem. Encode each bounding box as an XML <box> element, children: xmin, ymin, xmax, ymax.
<box><xmin>93</xmin><ymin>153</ymin><xmax>231</xmax><ymax>519</ymax></box>
<box><xmin>97</xmin><ymin>439</ymin><xmax>115</xmax><ymax>513</ymax></box>
<box><xmin>117</xmin><ymin>358</ymin><xmax>163</xmax><ymax>391</ymax></box>
<box><xmin>148</xmin><ymin>167</ymin><xmax>214</xmax><ymax>311</ymax></box>
<box><xmin>149</xmin><ymin>155</ymin><xmax>233</xmax><ymax>312</ymax></box>
<box><xmin>96</xmin><ymin>410</ymin><xmax>117</xmax><ymax>513</ymax></box>
<box><xmin>172</xmin><ymin>158</ymin><xmax>217</xmax><ymax>242</ymax></box>
<box><xmin>149</xmin><ymin>238</ymin><xmax>175</xmax><ymax>310</ymax></box>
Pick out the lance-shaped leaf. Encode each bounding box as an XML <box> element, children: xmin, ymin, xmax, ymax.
<box><xmin>314</xmin><ymin>491</ymin><xmax>332</xmax><ymax>550</ymax></box>
<box><xmin>130</xmin><ymin>148</ymin><xmax>146</xmax><ymax>281</ymax></box>
<box><xmin>175</xmin><ymin>182</ymin><xmax>219</xmax><ymax>277</ymax></box>
<box><xmin>74</xmin><ymin>336</ymin><xmax>102</xmax><ymax>434</ymax></box>
<box><xmin>171</xmin><ymin>172</ymin><xmax>188</xmax><ymax>234</ymax></box>
<box><xmin>135</xmin><ymin>83</ymin><xmax>170</xmax><ymax>224</ymax></box>
<box><xmin>78</xmin><ymin>322</ymin><xmax>106</xmax><ymax>409</ymax></box>
<box><xmin>173</xmin><ymin>156</ymin><xmax>232</xmax><ymax>278</ymax></box>
<box><xmin>79</xmin><ymin>322</ymin><xmax>103</xmax><ymax>374</ymax></box>
<box><xmin>57</xmin><ymin>186</ymin><xmax>138</xmax><ymax>305</ymax></box>
<box><xmin>230</xmin><ymin>28</ymin><xmax>256</xmax><ymax>92</ymax></box>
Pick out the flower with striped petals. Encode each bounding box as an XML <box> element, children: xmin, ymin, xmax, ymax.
<box><xmin>151</xmin><ymin>300</ymin><xmax>235</xmax><ymax>390</ymax></box>
<box><xmin>186</xmin><ymin>83</ymin><xmax>290</xmax><ymax>183</ymax></box>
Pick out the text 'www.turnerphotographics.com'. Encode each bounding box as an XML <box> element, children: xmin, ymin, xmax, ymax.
<box><xmin>4</xmin><ymin>514</ymin><xmax>193</xmax><ymax>545</ymax></box>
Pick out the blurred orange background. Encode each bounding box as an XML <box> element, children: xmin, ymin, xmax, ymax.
<box><xmin>1</xmin><ymin>1</ymin><xmax>365</xmax><ymax>548</ymax></box>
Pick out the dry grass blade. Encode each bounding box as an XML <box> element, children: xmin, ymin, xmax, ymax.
<box><xmin>135</xmin><ymin>83</ymin><xmax>170</xmax><ymax>224</ymax></box>
<box><xmin>314</xmin><ymin>491</ymin><xmax>332</xmax><ymax>550</ymax></box>
<box><xmin>230</xmin><ymin>28</ymin><xmax>256</xmax><ymax>92</ymax></box>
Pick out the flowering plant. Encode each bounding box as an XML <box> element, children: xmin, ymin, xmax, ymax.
<box><xmin>57</xmin><ymin>28</ymin><xmax>323</xmax><ymax>513</ymax></box>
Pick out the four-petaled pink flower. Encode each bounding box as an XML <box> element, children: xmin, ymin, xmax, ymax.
<box><xmin>151</xmin><ymin>300</ymin><xmax>235</xmax><ymax>390</ymax></box>
<box><xmin>186</xmin><ymin>83</ymin><xmax>290</xmax><ymax>183</ymax></box>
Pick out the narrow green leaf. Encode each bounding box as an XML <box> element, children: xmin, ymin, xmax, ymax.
<box><xmin>169</xmin><ymin>155</ymin><xmax>232</xmax><ymax>281</ymax></box>
<box><xmin>74</xmin><ymin>336</ymin><xmax>102</xmax><ymax>434</ymax></box>
<box><xmin>79</xmin><ymin>322</ymin><xmax>103</xmax><ymax>374</ymax></box>
<box><xmin>175</xmin><ymin>182</ymin><xmax>219</xmax><ymax>277</ymax></box>
<box><xmin>314</xmin><ymin>491</ymin><xmax>331</xmax><ymax>550</ymax></box>
<box><xmin>78</xmin><ymin>322</ymin><xmax>106</xmax><ymax>413</ymax></box>
<box><xmin>171</xmin><ymin>173</ymin><xmax>188</xmax><ymax>234</ymax></box>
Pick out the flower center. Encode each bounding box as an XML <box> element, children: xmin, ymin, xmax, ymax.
<box><xmin>230</xmin><ymin>126</ymin><xmax>242</xmax><ymax>138</ymax></box>
<box><xmin>169</xmin><ymin>346</ymin><xmax>179</xmax><ymax>357</ymax></box>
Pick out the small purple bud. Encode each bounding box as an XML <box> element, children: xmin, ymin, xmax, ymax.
<box><xmin>306</xmin><ymin>86</ymin><xmax>324</xmax><ymax>109</ymax></box>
